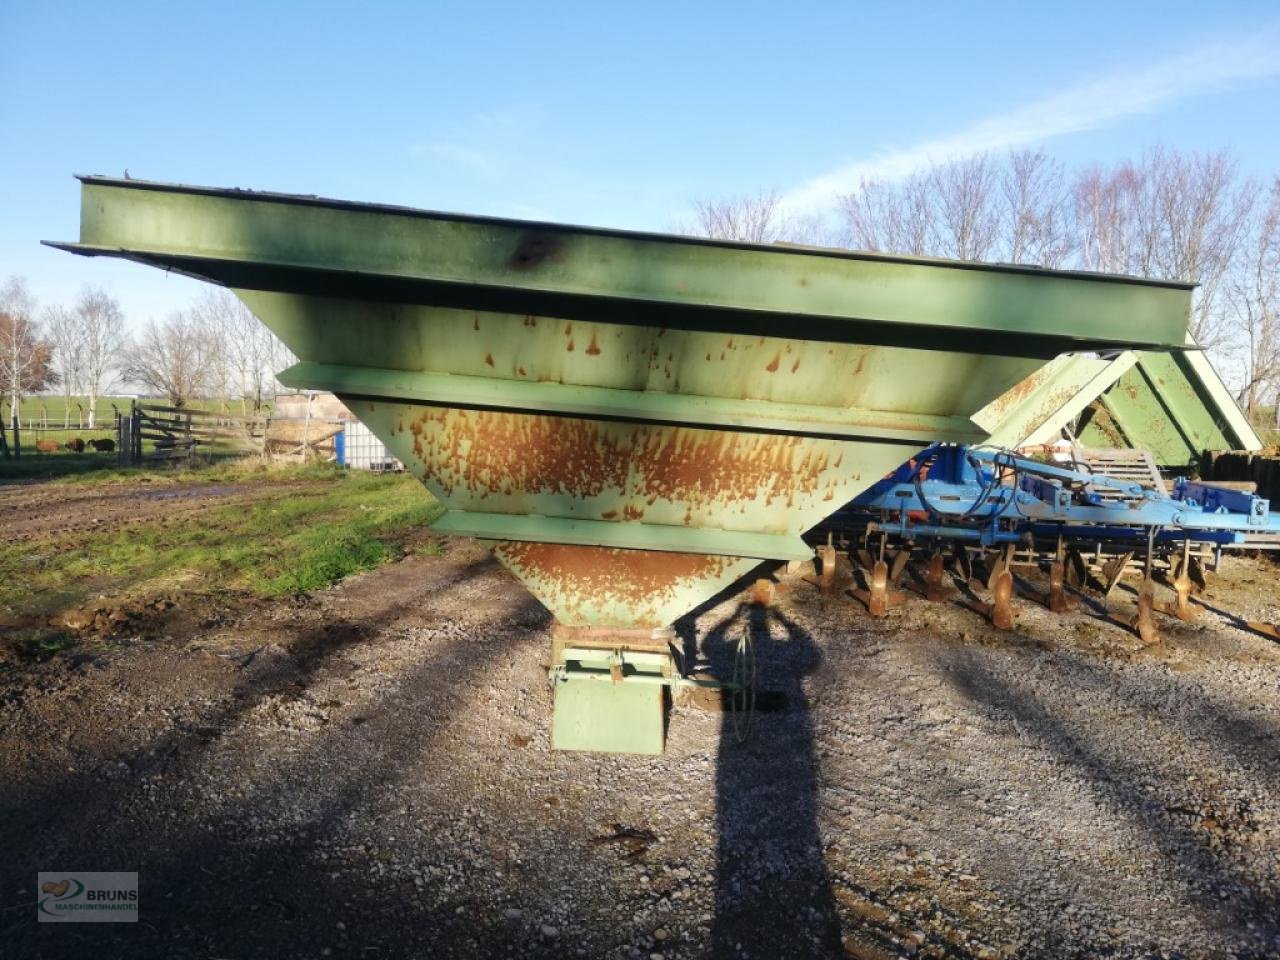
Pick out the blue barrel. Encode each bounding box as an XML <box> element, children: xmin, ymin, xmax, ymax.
<box><xmin>334</xmin><ymin>426</ymin><xmax>346</xmax><ymax>466</ymax></box>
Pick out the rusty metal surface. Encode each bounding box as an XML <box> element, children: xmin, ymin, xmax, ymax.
<box><xmin>354</xmin><ymin>400</ymin><xmax>917</xmax><ymax>539</ymax></box>
<box><xmin>493</xmin><ymin>542</ymin><xmax>758</xmax><ymax>627</ymax></box>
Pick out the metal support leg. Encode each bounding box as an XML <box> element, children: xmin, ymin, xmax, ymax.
<box><xmin>1048</xmin><ymin>535</ymin><xmax>1072</xmax><ymax>614</ymax></box>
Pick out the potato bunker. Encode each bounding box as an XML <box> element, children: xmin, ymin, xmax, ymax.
<box><xmin>54</xmin><ymin>176</ymin><xmax>1208</xmax><ymax>754</ymax></box>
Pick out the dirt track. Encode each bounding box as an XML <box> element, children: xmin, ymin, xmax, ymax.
<box><xmin>3</xmin><ymin>522</ymin><xmax>1280</xmax><ymax>958</ymax></box>
<box><xmin>0</xmin><ymin>478</ymin><xmax>302</xmax><ymax>542</ymax></box>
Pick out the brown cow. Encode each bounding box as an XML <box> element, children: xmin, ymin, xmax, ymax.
<box><xmin>35</xmin><ymin>439</ymin><xmax>60</xmax><ymax>453</ymax></box>
<box><xmin>64</xmin><ymin>438</ymin><xmax>86</xmax><ymax>452</ymax></box>
<box><xmin>88</xmin><ymin>438</ymin><xmax>116</xmax><ymax>453</ymax></box>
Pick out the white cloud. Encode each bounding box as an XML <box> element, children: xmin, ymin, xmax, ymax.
<box><xmin>411</xmin><ymin>141</ymin><xmax>502</xmax><ymax>175</ymax></box>
<box><xmin>781</xmin><ymin>27</ymin><xmax>1280</xmax><ymax>213</ymax></box>
<box><xmin>409</xmin><ymin>105</ymin><xmax>541</xmax><ymax>177</ymax></box>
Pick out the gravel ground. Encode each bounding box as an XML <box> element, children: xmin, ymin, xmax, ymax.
<box><xmin>2</xmin><ymin>540</ymin><xmax>1279</xmax><ymax>959</ymax></box>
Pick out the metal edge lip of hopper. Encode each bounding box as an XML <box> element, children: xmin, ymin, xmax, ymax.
<box><xmin>40</xmin><ymin>242</ymin><xmax>1181</xmax><ymax>360</ymax></box>
<box><xmin>67</xmin><ymin>173</ymin><xmax>1197</xmax><ymax>289</ymax></box>
<box><xmin>277</xmin><ymin>361</ymin><xmax>987</xmax><ymax>446</ymax></box>
<box><xmin>429</xmin><ymin>511</ymin><xmax>813</xmax><ymax>561</ymax></box>
<box><xmin>48</xmin><ymin>177</ymin><xmax>1193</xmax><ymax>354</ymax></box>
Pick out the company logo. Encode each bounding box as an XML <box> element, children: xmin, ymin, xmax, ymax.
<box><xmin>37</xmin><ymin>872</ymin><xmax>138</xmax><ymax>923</ymax></box>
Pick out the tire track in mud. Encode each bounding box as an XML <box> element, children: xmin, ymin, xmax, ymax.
<box><xmin>0</xmin><ymin>480</ymin><xmax>314</xmax><ymax>543</ymax></box>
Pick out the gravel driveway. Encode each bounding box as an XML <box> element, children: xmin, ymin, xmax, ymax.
<box><xmin>3</xmin><ymin>542</ymin><xmax>1278</xmax><ymax>959</ymax></box>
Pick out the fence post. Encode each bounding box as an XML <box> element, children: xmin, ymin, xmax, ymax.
<box><xmin>132</xmin><ymin>400</ymin><xmax>142</xmax><ymax>464</ymax></box>
<box><xmin>301</xmin><ymin>391</ymin><xmax>313</xmax><ymax>462</ymax></box>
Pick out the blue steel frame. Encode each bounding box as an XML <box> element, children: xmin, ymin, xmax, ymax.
<box><xmin>848</xmin><ymin>444</ymin><xmax>1276</xmax><ymax>548</ymax></box>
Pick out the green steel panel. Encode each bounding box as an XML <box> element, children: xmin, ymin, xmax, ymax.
<box><xmin>1080</xmin><ymin>347</ymin><xmax>1260</xmax><ymax>468</ymax></box>
<box><xmin>1179</xmin><ymin>345</ymin><xmax>1262</xmax><ymax>451</ymax></box>
<box><xmin>551</xmin><ymin>679</ymin><xmax>664</xmax><ymax>754</ymax></box>
<box><xmin>278</xmin><ymin>361</ymin><xmax>984</xmax><ymax>444</ymax></box>
<box><xmin>54</xmin><ymin>177</ymin><xmax>1192</xmax><ymax>355</ymax></box>
<box><xmin>431</xmin><ymin>511</ymin><xmax>810</xmax><ymax>560</ymax></box>
<box><xmin>974</xmin><ymin>351</ymin><xmax>1139</xmax><ymax>449</ymax></box>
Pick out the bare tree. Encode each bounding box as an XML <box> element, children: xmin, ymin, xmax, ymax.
<box><xmin>71</xmin><ymin>287</ymin><xmax>125</xmax><ymax>427</ymax></box>
<box><xmin>124</xmin><ymin>311</ymin><xmax>216</xmax><ymax>406</ymax></box>
<box><xmin>837</xmin><ymin>172</ymin><xmax>934</xmax><ymax>256</ymax></box>
<box><xmin>192</xmin><ymin>290</ymin><xmax>289</xmax><ymax>412</ymax></box>
<box><xmin>45</xmin><ymin>304</ymin><xmax>84</xmax><ymax>428</ymax></box>
<box><xmin>838</xmin><ymin>158</ymin><xmax>999</xmax><ymax>261</ymax></box>
<box><xmin>1228</xmin><ymin>178</ymin><xmax>1280</xmax><ymax>421</ymax></box>
<box><xmin>928</xmin><ymin>154</ymin><xmax>1000</xmax><ymax>261</ymax></box>
<box><xmin>1073</xmin><ymin>163</ymin><xmax>1142</xmax><ymax>274</ymax></box>
<box><xmin>683</xmin><ymin>190</ymin><xmax>831</xmax><ymax>245</ymax></box>
<box><xmin>1</xmin><ymin>276</ymin><xmax>56</xmax><ymax>454</ymax></box>
<box><xmin>1074</xmin><ymin>149</ymin><xmax>1250</xmax><ymax>347</ymax></box>
<box><xmin>1145</xmin><ymin>148</ymin><xmax>1251</xmax><ymax>347</ymax></box>
<box><xmin>1000</xmin><ymin>149</ymin><xmax>1074</xmax><ymax>268</ymax></box>
<box><xmin>687</xmin><ymin>190</ymin><xmax>785</xmax><ymax>243</ymax></box>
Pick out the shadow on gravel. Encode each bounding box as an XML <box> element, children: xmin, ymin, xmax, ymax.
<box><xmin>0</xmin><ymin>554</ymin><xmax>522</xmax><ymax>955</ymax></box>
<box><xmin>702</xmin><ymin>600</ymin><xmax>844</xmax><ymax>959</ymax></box>
<box><xmin>933</xmin><ymin>646</ymin><xmax>1280</xmax><ymax>946</ymax></box>
<box><xmin>5</xmin><ymin>604</ymin><xmax>554</xmax><ymax>958</ymax></box>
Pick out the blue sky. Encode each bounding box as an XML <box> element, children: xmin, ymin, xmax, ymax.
<box><xmin>3</xmin><ymin>0</ymin><xmax>1279</xmax><ymax>330</ymax></box>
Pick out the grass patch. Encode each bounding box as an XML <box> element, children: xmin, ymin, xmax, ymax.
<box><xmin>0</xmin><ymin>465</ymin><xmax>442</xmax><ymax>622</ymax></box>
<box><xmin>414</xmin><ymin>539</ymin><xmax>449</xmax><ymax>558</ymax></box>
<box><xmin>0</xmin><ymin>452</ymin><xmax>125</xmax><ymax>482</ymax></box>
<box><xmin>8</xmin><ymin>628</ymin><xmax>76</xmax><ymax>661</ymax></box>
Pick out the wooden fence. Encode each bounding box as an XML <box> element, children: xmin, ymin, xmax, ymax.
<box><xmin>119</xmin><ymin>401</ymin><xmax>268</xmax><ymax>464</ymax></box>
<box><xmin>117</xmin><ymin>400</ymin><xmax>345</xmax><ymax>465</ymax></box>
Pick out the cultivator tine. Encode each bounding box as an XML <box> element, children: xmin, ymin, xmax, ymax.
<box><xmin>850</xmin><ymin>534</ymin><xmax>904</xmax><ymax>616</ymax></box>
<box><xmin>750</xmin><ymin>578</ymin><xmax>775</xmax><ymax>607</ymax></box>
<box><xmin>1100</xmin><ymin>551</ymin><xmax>1133</xmax><ymax>601</ymax></box>
<box><xmin>990</xmin><ymin>569</ymin><xmax>1015</xmax><ymax>630</ymax></box>
<box><xmin>1244</xmin><ymin>620</ymin><xmax>1280</xmax><ymax>641</ymax></box>
<box><xmin>817</xmin><ymin>541</ymin><xmax>838</xmax><ymax>595</ymax></box>
<box><xmin>925</xmin><ymin>551</ymin><xmax>950</xmax><ymax>602</ymax></box>
<box><xmin>986</xmin><ymin>542</ymin><xmax>1015</xmax><ymax>593</ymax></box>
<box><xmin>867</xmin><ymin>560</ymin><xmax>890</xmax><ymax>616</ymax></box>
<box><xmin>953</xmin><ymin>545</ymin><xmax>973</xmax><ymax>583</ymax></box>
<box><xmin>1065</xmin><ymin>547</ymin><xmax>1088</xmax><ymax>591</ymax></box>
<box><xmin>1048</xmin><ymin>560</ymin><xmax>1071</xmax><ymax>613</ymax></box>
<box><xmin>1167</xmin><ymin>540</ymin><xmax>1197</xmax><ymax>622</ymax></box>
<box><xmin>850</xmin><ymin>559</ymin><xmax>902</xmax><ymax>618</ymax></box>
<box><xmin>1047</xmin><ymin>534</ymin><xmax>1072</xmax><ymax>613</ymax></box>
<box><xmin>855</xmin><ymin>548</ymin><xmax>875</xmax><ymax>573</ymax></box>
<box><xmin>889</xmin><ymin>548</ymin><xmax>911</xmax><ymax>585</ymax></box>
<box><xmin>962</xmin><ymin>567</ymin><xmax>1014</xmax><ymax>630</ymax></box>
<box><xmin>1134</xmin><ymin>580</ymin><xmax>1159</xmax><ymax>645</ymax></box>
<box><xmin>1188</xmin><ymin>555</ymin><xmax>1208</xmax><ymax>594</ymax></box>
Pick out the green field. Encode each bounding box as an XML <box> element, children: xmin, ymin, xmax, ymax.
<box><xmin>3</xmin><ymin>394</ymin><xmax>134</xmax><ymax>430</ymax></box>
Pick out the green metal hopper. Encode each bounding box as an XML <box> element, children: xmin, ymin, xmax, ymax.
<box><xmin>51</xmin><ymin>177</ymin><xmax>1194</xmax><ymax>753</ymax></box>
